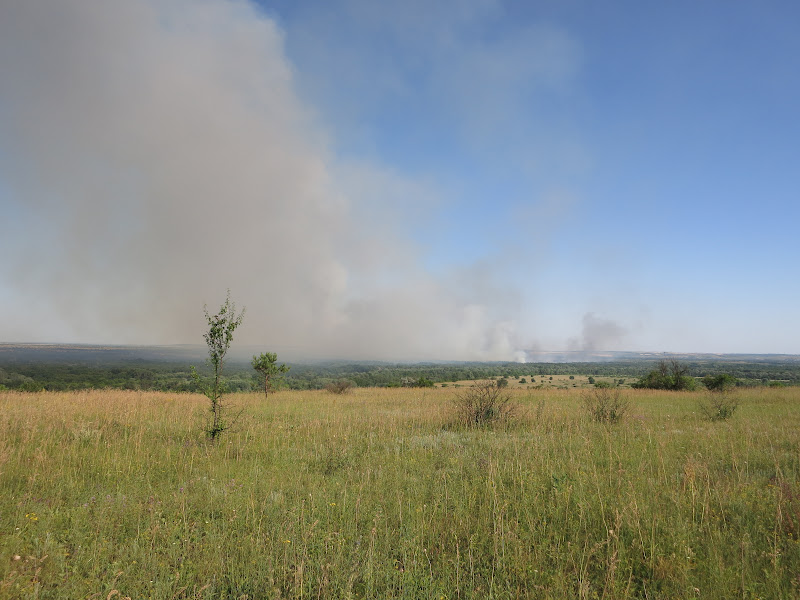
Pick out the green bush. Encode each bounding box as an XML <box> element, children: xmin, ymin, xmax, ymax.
<box><xmin>703</xmin><ymin>373</ymin><xmax>737</xmax><ymax>392</ymax></box>
<box><xmin>18</xmin><ymin>380</ymin><xmax>44</xmax><ymax>392</ymax></box>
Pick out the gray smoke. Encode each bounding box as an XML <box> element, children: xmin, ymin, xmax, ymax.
<box><xmin>578</xmin><ymin>312</ymin><xmax>628</xmax><ymax>352</ymax></box>
<box><xmin>0</xmin><ymin>0</ymin><xmax>533</xmax><ymax>360</ymax></box>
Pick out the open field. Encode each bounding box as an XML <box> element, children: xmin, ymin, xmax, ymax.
<box><xmin>1</xmin><ymin>387</ymin><xmax>799</xmax><ymax>599</ymax></box>
<box><xmin>437</xmin><ymin>375</ymin><xmax>629</xmax><ymax>391</ymax></box>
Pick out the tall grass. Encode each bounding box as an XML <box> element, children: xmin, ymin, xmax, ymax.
<box><xmin>1</xmin><ymin>387</ymin><xmax>799</xmax><ymax>598</ymax></box>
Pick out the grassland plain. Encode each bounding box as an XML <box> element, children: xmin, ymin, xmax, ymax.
<box><xmin>1</xmin><ymin>387</ymin><xmax>799</xmax><ymax>599</ymax></box>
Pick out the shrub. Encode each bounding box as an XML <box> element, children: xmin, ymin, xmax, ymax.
<box><xmin>401</xmin><ymin>376</ymin><xmax>434</xmax><ymax>388</ymax></box>
<box><xmin>583</xmin><ymin>387</ymin><xmax>629</xmax><ymax>424</ymax></box>
<box><xmin>18</xmin><ymin>381</ymin><xmax>44</xmax><ymax>392</ymax></box>
<box><xmin>497</xmin><ymin>377</ymin><xmax>509</xmax><ymax>388</ymax></box>
<box><xmin>452</xmin><ymin>381</ymin><xmax>515</xmax><ymax>427</ymax></box>
<box><xmin>699</xmin><ymin>390</ymin><xmax>739</xmax><ymax>421</ymax></box>
<box><xmin>325</xmin><ymin>380</ymin><xmax>354</xmax><ymax>394</ymax></box>
<box><xmin>703</xmin><ymin>373</ymin><xmax>737</xmax><ymax>392</ymax></box>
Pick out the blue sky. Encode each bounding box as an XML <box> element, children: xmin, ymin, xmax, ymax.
<box><xmin>1</xmin><ymin>0</ymin><xmax>798</xmax><ymax>358</ymax></box>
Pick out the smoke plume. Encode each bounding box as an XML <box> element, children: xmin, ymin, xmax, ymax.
<box><xmin>0</xmin><ymin>0</ymin><xmax>531</xmax><ymax>360</ymax></box>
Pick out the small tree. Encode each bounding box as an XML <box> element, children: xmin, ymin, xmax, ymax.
<box><xmin>632</xmin><ymin>359</ymin><xmax>697</xmax><ymax>391</ymax></box>
<box><xmin>192</xmin><ymin>292</ymin><xmax>245</xmax><ymax>441</ymax></box>
<box><xmin>251</xmin><ymin>352</ymin><xmax>290</xmax><ymax>399</ymax></box>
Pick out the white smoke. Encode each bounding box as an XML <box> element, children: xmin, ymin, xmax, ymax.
<box><xmin>0</xmin><ymin>0</ymin><xmax>534</xmax><ymax>360</ymax></box>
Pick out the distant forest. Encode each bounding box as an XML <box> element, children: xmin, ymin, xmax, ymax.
<box><xmin>1</xmin><ymin>345</ymin><xmax>798</xmax><ymax>392</ymax></box>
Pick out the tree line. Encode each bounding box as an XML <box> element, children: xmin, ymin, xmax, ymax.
<box><xmin>2</xmin><ymin>356</ymin><xmax>798</xmax><ymax>393</ymax></box>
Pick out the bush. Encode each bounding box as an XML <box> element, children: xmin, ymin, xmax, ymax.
<box><xmin>452</xmin><ymin>381</ymin><xmax>515</xmax><ymax>427</ymax></box>
<box><xmin>17</xmin><ymin>379</ymin><xmax>44</xmax><ymax>392</ymax></box>
<box><xmin>325</xmin><ymin>380</ymin><xmax>354</xmax><ymax>394</ymax></box>
<box><xmin>582</xmin><ymin>387</ymin><xmax>629</xmax><ymax>424</ymax></box>
<box><xmin>699</xmin><ymin>390</ymin><xmax>739</xmax><ymax>421</ymax></box>
<box><xmin>401</xmin><ymin>377</ymin><xmax>434</xmax><ymax>388</ymax></box>
<box><xmin>18</xmin><ymin>380</ymin><xmax>45</xmax><ymax>392</ymax></box>
<box><xmin>703</xmin><ymin>373</ymin><xmax>737</xmax><ymax>392</ymax></box>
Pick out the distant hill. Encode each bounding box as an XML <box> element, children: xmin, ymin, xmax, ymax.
<box><xmin>2</xmin><ymin>343</ymin><xmax>798</xmax><ymax>365</ymax></box>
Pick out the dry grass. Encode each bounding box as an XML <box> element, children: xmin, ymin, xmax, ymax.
<box><xmin>1</xmin><ymin>387</ymin><xmax>799</xmax><ymax>598</ymax></box>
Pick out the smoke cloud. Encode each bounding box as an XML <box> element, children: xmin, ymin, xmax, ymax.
<box><xmin>577</xmin><ymin>313</ymin><xmax>628</xmax><ymax>352</ymax></box>
<box><xmin>0</xmin><ymin>0</ymin><xmax>537</xmax><ymax>360</ymax></box>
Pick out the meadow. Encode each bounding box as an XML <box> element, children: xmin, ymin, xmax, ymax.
<box><xmin>1</xmin><ymin>386</ymin><xmax>799</xmax><ymax>599</ymax></box>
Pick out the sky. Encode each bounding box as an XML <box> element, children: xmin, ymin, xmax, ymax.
<box><xmin>1</xmin><ymin>0</ymin><xmax>798</xmax><ymax>360</ymax></box>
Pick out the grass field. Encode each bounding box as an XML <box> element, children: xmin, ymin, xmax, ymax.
<box><xmin>438</xmin><ymin>374</ymin><xmax>627</xmax><ymax>391</ymax></box>
<box><xmin>1</xmin><ymin>386</ymin><xmax>799</xmax><ymax>599</ymax></box>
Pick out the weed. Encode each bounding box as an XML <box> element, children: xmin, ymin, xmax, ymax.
<box><xmin>772</xmin><ymin>477</ymin><xmax>800</xmax><ymax>540</ymax></box>
<box><xmin>582</xmin><ymin>386</ymin><xmax>629</xmax><ymax>423</ymax></box>
<box><xmin>699</xmin><ymin>390</ymin><xmax>739</xmax><ymax>421</ymax></box>
<box><xmin>325</xmin><ymin>380</ymin><xmax>354</xmax><ymax>395</ymax></box>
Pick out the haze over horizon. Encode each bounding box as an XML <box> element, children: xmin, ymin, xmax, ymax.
<box><xmin>2</xmin><ymin>0</ymin><xmax>798</xmax><ymax>360</ymax></box>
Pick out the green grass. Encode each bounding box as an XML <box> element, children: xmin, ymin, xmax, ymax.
<box><xmin>1</xmin><ymin>387</ymin><xmax>799</xmax><ymax>599</ymax></box>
